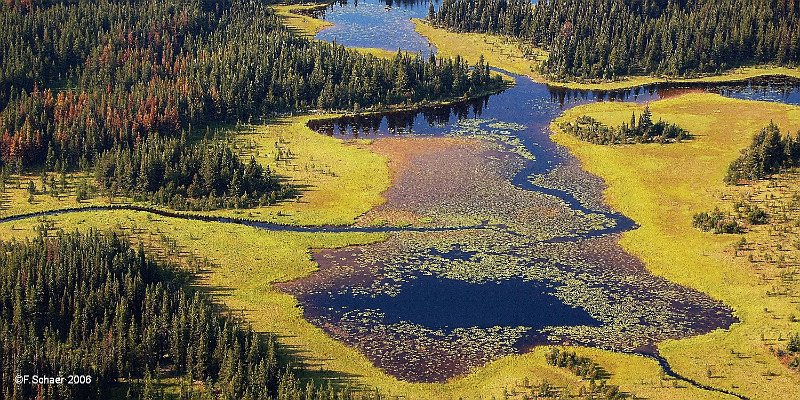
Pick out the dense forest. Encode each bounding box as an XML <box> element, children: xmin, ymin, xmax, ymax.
<box><xmin>725</xmin><ymin>122</ymin><xmax>800</xmax><ymax>184</ymax></box>
<box><xmin>93</xmin><ymin>135</ymin><xmax>295</xmax><ymax>210</ymax></box>
<box><xmin>0</xmin><ymin>229</ymin><xmax>361</xmax><ymax>400</ymax></box>
<box><xmin>559</xmin><ymin>107</ymin><xmax>690</xmax><ymax>144</ymax></box>
<box><xmin>0</xmin><ymin>0</ymin><xmax>501</xmax><ymax>173</ymax></box>
<box><xmin>431</xmin><ymin>0</ymin><xmax>800</xmax><ymax>79</ymax></box>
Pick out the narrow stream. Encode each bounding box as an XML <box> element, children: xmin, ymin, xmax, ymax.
<box><xmin>280</xmin><ymin>0</ymin><xmax>800</xmax><ymax>392</ymax></box>
<box><xmin>3</xmin><ymin>1</ymin><xmax>798</xmax><ymax>395</ymax></box>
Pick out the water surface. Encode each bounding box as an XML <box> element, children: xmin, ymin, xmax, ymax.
<box><xmin>279</xmin><ymin>0</ymin><xmax>800</xmax><ymax>383</ymax></box>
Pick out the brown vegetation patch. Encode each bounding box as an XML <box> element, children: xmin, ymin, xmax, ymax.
<box><xmin>360</xmin><ymin>137</ymin><xmax>599</xmax><ymax>238</ymax></box>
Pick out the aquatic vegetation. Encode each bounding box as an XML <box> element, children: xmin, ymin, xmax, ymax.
<box><xmin>321</xmin><ymin>309</ymin><xmax>531</xmax><ymax>381</ymax></box>
<box><xmin>282</xmin><ymin>222</ymin><xmax>734</xmax><ymax>382</ymax></box>
<box><xmin>362</xmin><ymin>136</ymin><xmax>611</xmax><ymax>240</ymax></box>
<box><xmin>447</xmin><ymin>118</ymin><xmax>535</xmax><ymax>160</ymax></box>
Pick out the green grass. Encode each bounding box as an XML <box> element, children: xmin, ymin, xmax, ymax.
<box><xmin>201</xmin><ymin>116</ymin><xmax>390</xmax><ymax>226</ymax></box>
<box><xmin>272</xmin><ymin>3</ymin><xmax>333</xmax><ymax>38</ymax></box>
<box><xmin>552</xmin><ymin>93</ymin><xmax>800</xmax><ymax>399</ymax></box>
<box><xmin>0</xmin><ymin>116</ymin><xmax>390</xmax><ymax>227</ymax></box>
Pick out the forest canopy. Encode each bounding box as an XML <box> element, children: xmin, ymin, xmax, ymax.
<box><xmin>0</xmin><ymin>229</ymin><xmax>354</xmax><ymax>399</ymax></box>
<box><xmin>93</xmin><ymin>135</ymin><xmax>296</xmax><ymax>210</ymax></box>
<box><xmin>431</xmin><ymin>0</ymin><xmax>800</xmax><ymax>80</ymax></box>
<box><xmin>0</xmin><ymin>0</ymin><xmax>502</xmax><ymax>172</ymax></box>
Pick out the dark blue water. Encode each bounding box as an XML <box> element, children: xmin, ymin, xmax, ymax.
<box><xmin>309</xmin><ymin>275</ymin><xmax>599</xmax><ymax>329</ymax></box>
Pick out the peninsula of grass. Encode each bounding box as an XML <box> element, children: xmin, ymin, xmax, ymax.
<box><xmin>272</xmin><ymin>3</ymin><xmax>332</xmax><ymax>37</ymax></box>
<box><xmin>273</xmin><ymin>3</ymin><xmax>416</xmax><ymax>60</ymax></box>
<box><xmin>551</xmin><ymin>93</ymin><xmax>800</xmax><ymax>399</ymax></box>
<box><xmin>414</xmin><ymin>19</ymin><xmax>800</xmax><ymax>91</ymax></box>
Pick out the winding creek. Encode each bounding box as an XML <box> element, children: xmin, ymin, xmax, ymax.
<box><xmin>5</xmin><ymin>0</ymin><xmax>800</xmax><ymax>395</ymax></box>
<box><xmin>285</xmin><ymin>0</ymin><xmax>800</xmax><ymax>392</ymax></box>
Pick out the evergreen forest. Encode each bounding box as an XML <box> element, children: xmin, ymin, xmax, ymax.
<box><xmin>0</xmin><ymin>229</ymin><xmax>360</xmax><ymax>399</ymax></box>
<box><xmin>431</xmin><ymin>0</ymin><xmax>800</xmax><ymax>80</ymax></box>
<box><xmin>0</xmin><ymin>0</ymin><xmax>501</xmax><ymax>172</ymax></box>
<box><xmin>92</xmin><ymin>135</ymin><xmax>296</xmax><ymax>210</ymax></box>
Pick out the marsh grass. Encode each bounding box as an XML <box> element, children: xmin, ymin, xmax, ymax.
<box><xmin>552</xmin><ymin>93</ymin><xmax>800</xmax><ymax>399</ymax></box>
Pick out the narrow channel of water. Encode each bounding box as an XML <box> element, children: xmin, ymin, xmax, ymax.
<box><xmin>3</xmin><ymin>1</ymin><xmax>795</xmax><ymax>391</ymax></box>
<box><xmin>281</xmin><ymin>0</ymin><xmax>800</xmax><ymax>386</ymax></box>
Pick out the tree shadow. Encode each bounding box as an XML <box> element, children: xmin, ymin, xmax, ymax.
<box><xmin>275</xmin><ymin>334</ymin><xmax>364</xmax><ymax>387</ymax></box>
<box><xmin>178</xmin><ymin>257</ymin><xmax>366</xmax><ymax>390</ymax></box>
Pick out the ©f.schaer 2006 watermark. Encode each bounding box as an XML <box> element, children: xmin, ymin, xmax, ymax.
<box><xmin>15</xmin><ymin>374</ymin><xmax>92</xmax><ymax>385</ymax></box>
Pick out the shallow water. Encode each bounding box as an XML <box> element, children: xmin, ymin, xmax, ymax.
<box><xmin>315</xmin><ymin>0</ymin><xmax>434</xmax><ymax>54</ymax></box>
<box><xmin>279</xmin><ymin>0</ymin><xmax>800</xmax><ymax>383</ymax></box>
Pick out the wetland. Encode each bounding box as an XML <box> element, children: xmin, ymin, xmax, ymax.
<box><xmin>5</xmin><ymin>0</ymin><xmax>800</xmax><ymax>394</ymax></box>
<box><xmin>277</xmin><ymin>0</ymin><xmax>800</xmax><ymax>384</ymax></box>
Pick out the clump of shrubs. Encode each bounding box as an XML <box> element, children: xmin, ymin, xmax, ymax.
<box><xmin>544</xmin><ymin>348</ymin><xmax>626</xmax><ymax>399</ymax></box>
<box><xmin>692</xmin><ymin>203</ymin><xmax>769</xmax><ymax>234</ymax></box>
<box><xmin>559</xmin><ymin>107</ymin><xmax>691</xmax><ymax>145</ymax></box>
<box><xmin>777</xmin><ymin>333</ymin><xmax>800</xmax><ymax>369</ymax></box>
<box><xmin>692</xmin><ymin>208</ymin><xmax>743</xmax><ymax>234</ymax></box>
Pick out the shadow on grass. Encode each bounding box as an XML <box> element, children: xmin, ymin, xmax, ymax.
<box><xmin>182</xmin><ymin>262</ymin><xmax>366</xmax><ymax>391</ymax></box>
<box><xmin>276</xmin><ymin>334</ymin><xmax>364</xmax><ymax>387</ymax></box>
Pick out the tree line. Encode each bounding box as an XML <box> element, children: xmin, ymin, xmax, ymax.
<box><xmin>0</xmin><ymin>229</ymin><xmax>369</xmax><ymax>399</ymax></box>
<box><xmin>431</xmin><ymin>0</ymin><xmax>800</xmax><ymax>80</ymax></box>
<box><xmin>92</xmin><ymin>135</ymin><xmax>296</xmax><ymax>210</ymax></box>
<box><xmin>544</xmin><ymin>348</ymin><xmax>624</xmax><ymax>399</ymax></box>
<box><xmin>558</xmin><ymin>107</ymin><xmax>690</xmax><ymax>144</ymax></box>
<box><xmin>0</xmin><ymin>0</ymin><xmax>502</xmax><ymax>172</ymax></box>
<box><xmin>725</xmin><ymin>121</ymin><xmax>800</xmax><ymax>184</ymax></box>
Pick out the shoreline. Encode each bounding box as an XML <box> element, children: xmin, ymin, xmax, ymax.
<box><xmin>413</xmin><ymin>18</ymin><xmax>800</xmax><ymax>92</ymax></box>
<box><xmin>548</xmin><ymin>93</ymin><xmax>800</xmax><ymax>399</ymax></box>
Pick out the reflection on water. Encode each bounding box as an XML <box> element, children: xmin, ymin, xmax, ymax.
<box><xmin>285</xmin><ymin>0</ymin><xmax>800</xmax><ymax>383</ymax></box>
<box><xmin>315</xmin><ymin>0</ymin><xmax>435</xmax><ymax>54</ymax></box>
<box><xmin>310</xmin><ymin>76</ymin><xmax>800</xmax><ymax>141</ymax></box>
